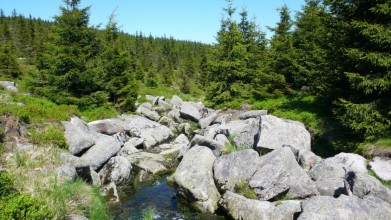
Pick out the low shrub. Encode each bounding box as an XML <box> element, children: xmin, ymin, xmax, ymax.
<box><xmin>0</xmin><ymin>193</ymin><xmax>54</xmax><ymax>220</ymax></box>
<box><xmin>79</xmin><ymin>104</ymin><xmax>118</xmax><ymax>122</ymax></box>
<box><xmin>141</xmin><ymin>206</ymin><xmax>156</xmax><ymax>220</ymax></box>
<box><xmin>30</xmin><ymin>125</ymin><xmax>68</xmax><ymax>149</ymax></box>
<box><xmin>0</xmin><ymin>172</ymin><xmax>15</xmax><ymax>198</ymax></box>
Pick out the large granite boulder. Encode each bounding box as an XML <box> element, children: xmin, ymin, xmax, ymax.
<box><xmin>139</xmin><ymin>108</ymin><xmax>161</xmax><ymax>122</ymax></box>
<box><xmin>179</xmin><ymin>102</ymin><xmax>202</xmax><ymax>122</ymax></box>
<box><xmin>174</xmin><ymin>146</ymin><xmax>221</xmax><ymax>213</ymax></box>
<box><xmin>220</xmin><ymin>118</ymin><xmax>260</xmax><ymax>149</ymax></box>
<box><xmin>249</xmin><ymin>148</ymin><xmax>318</xmax><ymax>200</ymax></box>
<box><xmin>346</xmin><ymin>172</ymin><xmax>391</xmax><ymax>204</ymax></box>
<box><xmin>63</xmin><ymin>116</ymin><xmax>95</xmax><ymax>155</ymax></box>
<box><xmin>256</xmin><ymin>115</ymin><xmax>311</xmax><ymax>152</ymax></box>
<box><xmin>332</xmin><ymin>152</ymin><xmax>368</xmax><ymax>174</ymax></box>
<box><xmin>370</xmin><ymin>157</ymin><xmax>391</xmax><ymax>181</ymax></box>
<box><xmin>99</xmin><ymin>156</ymin><xmax>132</xmax><ymax>185</ymax></box>
<box><xmin>88</xmin><ymin>119</ymin><xmax>125</xmax><ymax>135</ymax></box>
<box><xmin>213</xmin><ymin>149</ymin><xmax>260</xmax><ymax>192</ymax></box>
<box><xmin>78</xmin><ymin>134</ymin><xmax>122</xmax><ymax>170</ymax></box>
<box><xmin>121</xmin><ymin>115</ymin><xmax>173</xmax><ymax>150</ymax></box>
<box><xmin>189</xmin><ymin>135</ymin><xmax>224</xmax><ymax>157</ymax></box>
<box><xmin>170</xmin><ymin>95</ymin><xmax>184</xmax><ymax>107</ymax></box>
<box><xmin>220</xmin><ymin>191</ymin><xmax>301</xmax><ymax>220</ymax></box>
<box><xmin>298</xmin><ymin>195</ymin><xmax>391</xmax><ymax>220</ymax></box>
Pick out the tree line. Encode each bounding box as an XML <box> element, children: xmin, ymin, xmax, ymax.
<box><xmin>0</xmin><ymin>0</ymin><xmax>390</xmax><ymax>146</ymax></box>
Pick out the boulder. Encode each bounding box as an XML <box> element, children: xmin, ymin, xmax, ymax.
<box><xmin>0</xmin><ymin>81</ymin><xmax>18</xmax><ymax>92</ymax></box>
<box><xmin>213</xmin><ymin>114</ymin><xmax>232</xmax><ymax>125</ymax></box>
<box><xmin>346</xmin><ymin>171</ymin><xmax>391</xmax><ymax>204</ymax></box>
<box><xmin>158</xmin><ymin>116</ymin><xmax>177</xmax><ymax>132</ymax></box>
<box><xmin>213</xmin><ymin>149</ymin><xmax>260</xmax><ymax>192</ymax></box>
<box><xmin>220</xmin><ymin>118</ymin><xmax>260</xmax><ymax>149</ymax></box>
<box><xmin>239</xmin><ymin>110</ymin><xmax>267</xmax><ymax>120</ymax></box>
<box><xmin>137</xmin><ymin>160</ymin><xmax>167</xmax><ymax>174</ymax></box>
<box><xmin>121</xmin><ymin>115</ymin><xmax>173</xmax><ymax>150</ymax></box>
<box><xmin>160</xmin><ymin>134</ymin><xmax>190</xmax><ymax>156</ymax></box>
<box><xmin>170</xmin><ymin>95</ymin><xmax>184</xmax><ymax>107</ymax></box>
<box><xmin>370</xmin><ymin>157</ymin><xmax>391</xmax><ymax>181</ymax></box>
<box><xmin>298</xmin><ymin>195</ymin><xmax>391</xmax><ymax>220</ymax></box>
<box><xmin>256</xmin><ymin>115</ymin><xmax>311</xmax><ymax>152</ymax></box>
<box><xmin>157</xmin><ymin>99</ymin><xmax>172</xmax><ymax>110</ymax></box>
<box><xmin>178</xmin><ymin>123</ymin><xmax>192</xmax><ymax>136</ymax></box>
<box><xmin>174</xmin><ymin>146</ymin><xmax>221</xmax><ymax>213</ymax></box>
<box><xmin>145</xmin><ymin>95</ymin><xmax>156</xmax><ymax>102</ymax></box>
<box><xmin>56</xmin><ymin>164</ymin><xmax>76</xmax><ymax>181</ymax></box>
<box><xmin>78</xmin><ymin>135</ymin><xmax>122</xmax><ymax>170</ymax></box>
<box><xmin>136</xmin><ymin>102</ymin><xmax>152</xmax><ymax>113</ymax></box>
<box><xmin>179</xmin><ymin>102</ymin><xmax>202</xmax><ymax>122</ymax></box>
<box><xmin>63</xmin><ymin>116</ymin><xmax>95</xmax><ymax>155</ymax></box>
<box><xmin>249</xmin><ymin>148</ymin><xmax>318</xmax><ymax>200</ymax></box>
<box><xmin>168</xmin><ymin>108</ymin><xmax>182</xmax><ymax>123</ymax></box>
<box><xmin>117</xmin><ymin>143</ymin><xmax>139</xmax><ymax>157</ymax></box>
<box><xmin>125</xmin><ymin>151</ymin><xmax>166</xmax><ymax>167</ymax></box>
<box><xmin>220</xmin><ymin>191</ymin><xmax>301</xmax><ymax>220</ymax></box>
<box><xmin>76</xmin><ymin>166</ymin><xmax>101</xmax><ymax>186</ymax></box>
<box><xmin>315</xmin><ymin>178</ymin><xmax>346</xmax><ymax>197</ymax></box>
<box><xmin>332</xmin><ymin>152</ymin><xmax>368</xmax><ymax>174</ymax></box>
<box><xmin>88</xmin><ymin>119</ymin><xmax>125</xmax><ymax>135</ymax></box>
<box><xmin>99</xmin><ymin>156</ymin><xmax>132</xmax><ymax>185</ymax></box>
<box><xmin>215</xmin><ymin>134</ymin><xmax>230</xmax><ymax>146</ymax></box>
<box><xmin>199</xmin><ymin>111</ymin><xmax>220</xmax><ymax>129</ymax></box>
<box><xmin>190</xmin><ymin>134</ymin><xmax>224</xmax><ymax>157</ymax></box>
<box><xmin>298</xmin><ymin>150</ymin><xmax>322</xmax><ymax>172</ymax></box>
<box><xmin>140</xmin><ymin>108</ymin><xmax>161</xmax><ymax>122</ymax></box>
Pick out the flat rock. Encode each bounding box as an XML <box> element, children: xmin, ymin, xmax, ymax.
<box><xmin>239</xmin><ymin>110</ymin><xmax>267</xmax><ymax>120</ymax></box>
<box><xmin>125</xmin><ymin>151</ymin><xmax>166</xmax><ymax>165</ymax></box>
<box><xmin>213</xmin><ymin>149</ymin><xmax>260</xmax><ymax>192</ymax></box>
<box><xmin>137</xmin><ymin>160</ymin><xmax>167</xmax><ymax>174</ymax></box>
<box><xmin>121</xmin><ymin>115</ymin><xmax>173</xmax><ymax>150</ymax></box>
<box><xmin>256</xmin><ymin>115</ymin><xmax>311</xmax><ymax>152</ymax></box>
<box><xmin>78</xmin><ymin>135</ymin><xmax>122</xmax><ymax>170</ymax></box>
<box><xmin>298</xmin><ymin>195</ymin><xmax>391</xmax><ymax>220</ymax></box>
<box><xmin>220</xmin><ymin>191</ymin><xmax>301</xmax><ymax>220</ymax></box>
<box><xmin>199</xmin><ymin>111</ymin><xmax>220</xmax><ymax>129</ymax></box>
<box><xmin>249</xmin><ymin>148</ymin><xmax>318</xmax><ymax>200</ymax></box>
<box><xmin>179</xmin><ymin>102</ymin><xmax>202</xmax><ymax>122</ymax></box>
<box><xmin>88</xmin><ymin>118</ymin><xmax>125</xmax><ymax>135</ymax></box>
<box><xmin>63</xmin><ymin>116</ymin><xmax>95</xmax><ymax>155</ymax></box>
<box><xmin>140</xmin><ymin>108</ymin><xmax>161</xmax><ymax>121</ymax></box>
<box><xmin>370</xmin><ymin>157</ymin><xmax>391</xmax><ymax>181</ymax></box>
<box><xmin>174</xmin><ymin>146</ymin><xmax>221</xmax><ymax>213</ymax></box>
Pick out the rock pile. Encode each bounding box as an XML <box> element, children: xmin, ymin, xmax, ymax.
<box><xmin>59</xmin><ymin>94</ymin><xmax>391</xmax><ymax>219</ymax></box>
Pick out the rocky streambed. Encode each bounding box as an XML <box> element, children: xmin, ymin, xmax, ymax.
<box><xmin>57</xmin><ymin>94</ymin><xmax>391</xmax><ymax>220</ymax></box>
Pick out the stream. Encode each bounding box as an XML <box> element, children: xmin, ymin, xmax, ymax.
<box><xmin>113</xmin><ymin>175</ymin><xmax>225</xmax><ymax>220</ymax></box>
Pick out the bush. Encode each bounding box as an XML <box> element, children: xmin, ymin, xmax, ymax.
<box><xmin>30</xmin><ymin>125</ymin><xmax>68</xmax><ymax>149</ymax></box>
<box><xmin>0</xmin><ymin>193</ymin><xmax>54</xmax><ymax>220</ymax></box>
<box><xmin>79</xmin><ymin>104</ymin><xmax>118</xmax><ymax>122</ymax></box>
<box><xmin>0</xmin><ymin>172</ymin><xmax>15</xmax><ymax>198</ymax></box>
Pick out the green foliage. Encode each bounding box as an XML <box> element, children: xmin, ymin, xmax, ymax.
<box><xmin>0</xmin><ymin>193</ymin><xmax>54</xmax><ymax>220</ymax></box>
<box><xmin>0</xmin><ymin>42</ymin><xmax>21</xmax><ymax>79</ymax></box>
<box><xmin>30</xmin><ymin>125</ymin><xmax>68</xmax><ymax>149</ymax></box>
<box><xmin>141</xmin><ymin>206</ymin><xmax>156</xmax><ymax>220</ymax></box>
<box><xmin>0</xmin><ymin>172</ymin><xmax>15</xmax><ymax>198</ymax></box>
<box><xmin>79</xmin><ymin>104</ymin><xmax>118</xmax><ymax>122</ymax></box>
<box><xmin>369</xmin><ymin>170</ymin><xmax>391</xmax><ymax>190</ymax></box>
<box><xmin>234</xmin><ymin>180</ymin><xmax>257</xmax><ymax>199</ymax></box>
<box><xmin>358</xmin><ymin>136</ymin><xmax>391</xmax><ymax>157</ymax></box>
<box><xmin>15</xmin><ymin>151</ymin><xmax>28</xmax><ymax>167</ymax></box>
<box><xmin>40</xmin><ymin>179</ymin><xmax>110</xmax><ymax>219</ymax></box>
<box><xmin>0</xmin><ymin>93</ymin><xmax>79</xmax><ymax>123</ymax></box>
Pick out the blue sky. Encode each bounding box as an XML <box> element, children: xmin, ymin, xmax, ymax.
<box><xmin>0</xmin><ymin>0</ymin><xmax>305</xmax><ymax>44</ymax></box>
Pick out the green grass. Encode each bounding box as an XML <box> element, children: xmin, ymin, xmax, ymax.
<box><xmin>39</xmin><ymin>179</ymin><xmax>110</xmax><ymax>219</ymax></box>
<box><xmin>234</xmin><ymin>180</ymin><xmax>257</xmax><ymax>199</ymax></box>
<box><xmin>358</xmin><ymin>136</ymin><xmax>391</xmax><ymax>157</ymax></box>
<box><xmin>79</xmin><ymin>104</ymin><xmax>118</xmax><ymax>122</ymax></box>
<box><xmin>15</xmin><ymin>151</ymin><xmax>28</xmax><ymax>167</ymax></box>
<box><xmin>141</xmin><ymin>206</ymin><xmax>156</xmax><ymax>220</ymax></box>
<box><xmin>138</xmin><ymin>84</ymin><xmax>198</xmax><ymax>103</ymax></box>
<box><xmin>29</xmin><ymin>125</ymin><xmax>68</xmax><ymax>149</ymax></box>
<box><xmin>0</xmin><ymin>92</ymin><xmax>79</xmax><ymax>123</ymax></box>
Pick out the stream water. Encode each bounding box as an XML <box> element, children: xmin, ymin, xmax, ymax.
<box><xmin>113</xmin><ymin>175</ymin><xmax>225</xmax><ymax>220</ymax></box>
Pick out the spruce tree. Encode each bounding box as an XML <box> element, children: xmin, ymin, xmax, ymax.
<box><xmin>47</xmin><ymin>0</ymin><xmax>103</xmax><ymax>106</ymax></box>
<box><xmin>324</xmin><ymin>0</ymin><xmax>391</xmax><ymax>139</ymax></box>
